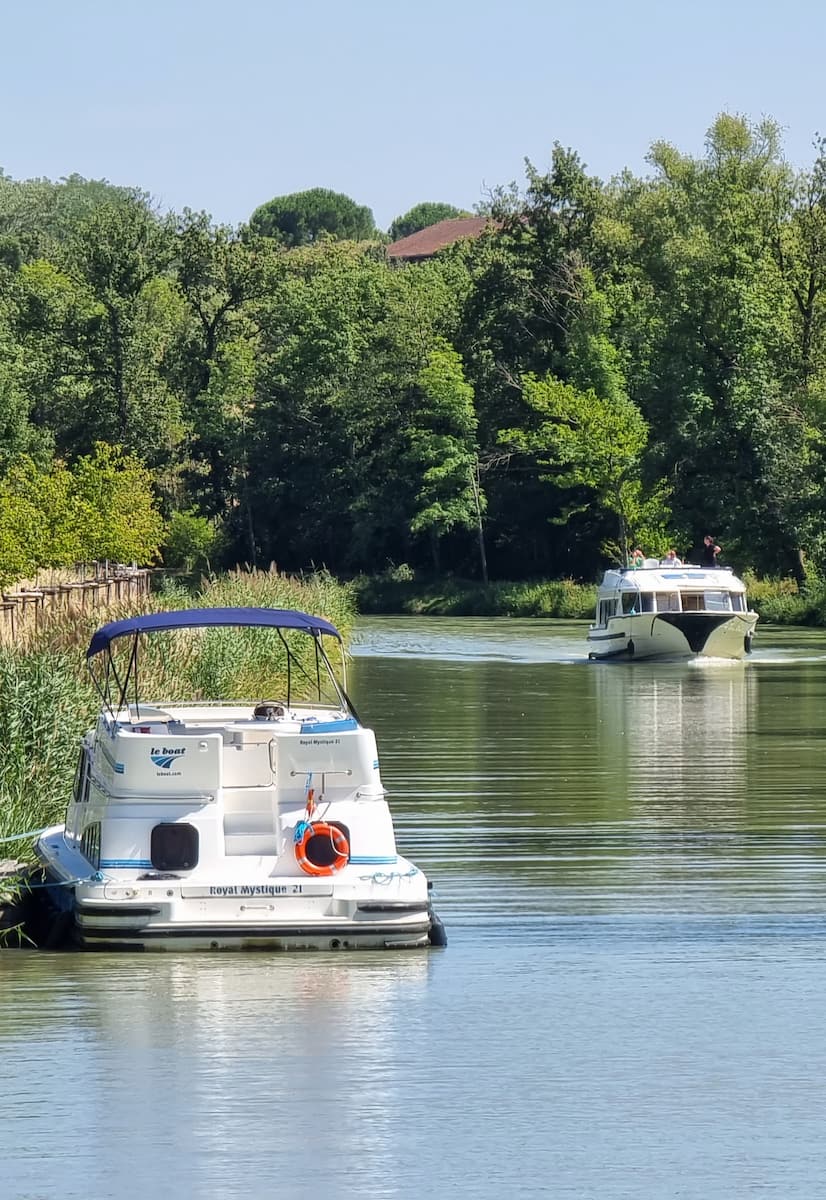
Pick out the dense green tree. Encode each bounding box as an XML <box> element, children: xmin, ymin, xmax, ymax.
<box><xmin>0</xmin><ymin>507</ymin><xmax>41</xmax><ymax>586</ymax></box>
<box><xmin>62</xmin><ymin>199</ymin><xmax>186</xmax><ymax>465</ymax></box>
<box><xmin>0</xmin><ymin>275</ymin><xmax>50</xmax><ymax>470</ymax></box>
<box><xmin>388</xmin><ymin>202</ymin><xmax>467</xmax><ymax>242</ymax></box>
<box><xmin>4</xmin><ymin>119</ymin><xmax>826</xmax><ymax>585</ymax></box>
<box><xmin>455</xmin><ymin>145</ymin><xmax>619</xmax><ymax>577</ymax></box>
<box><xmin>70</xmin><ymin>443</ymin><xmax>165</xmax><ymax>564</ymax></box>
<box><xmin>771</xmin><ymin>136</ymin><xmax>826</xmax><ymax>395</ymax></box>
<box><xmin>406</xmin><ymin>341</ymin><xmax>483</xmax><ymax>572</ymax></box>
<box><xmin>621</xmin><ymin>115</ymin><xmax>811</xmax><ymax>572</ymax></box>
<box><xmin>162</xmin><ymin>509</ymin><xmax>224</xmax><ymax>572</ymax></box>
<box><xmin>242</xmin><ymin>239</ymin><xmax>472</xmax><ymax>573</ymax></box>
<box><xmin>248</xmin><ymin>241</ymin><xmax>397</xmax><ymax>567</ymax></box>
<box><xmin>170</xmin><ymin>212</ymin><xmax>276</xmax><ymax>517</ymax></box>
<box><xmin>0</xmin><ymin>445</ymin><xmax>164</xmax><ymax>585</ymax></box>
<box><xmin>9</xmin><ymin>258</ymin><xmax>98</xmax><ymax>448</ymax></box>
<box><xmin>0</xmin><ymin>171</ymin><xmax>143</xmax><ymax>260</ymax></box>
<box><xmin>0</xmin><ymin>457</ymin><xmax>88</xmax><ymax>573</ymax></box>
<box><xmin>502</xmin><ymin>374</ymin><xmax>670</xmax><ymax>563</ymax></box>
<box><xmin>249</xmin><ymin>188</ymin><xmax>376</xmax><ymax>247</ymax></box>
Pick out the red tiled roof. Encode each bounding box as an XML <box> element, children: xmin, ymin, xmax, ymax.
<box><xmin>386</xmin><ymin>216</ymin><xmax>494</xmax><ymax>260</ymax></box>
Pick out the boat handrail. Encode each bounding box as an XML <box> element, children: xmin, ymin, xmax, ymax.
<box><xmin>288</xmin><ymin>768</ymin><xmax>353</xmax><ymax>778</ymax></box>
<box><xmin>90</xmin><ymin>783</ymin><xmax>217</xmax><ymax>803</ymax></box>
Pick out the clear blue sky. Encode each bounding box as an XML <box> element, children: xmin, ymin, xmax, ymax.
<box><xmin>1</xmin><ymin>0</ymin><xmax>824</xmax><ymax>232</ymax></box>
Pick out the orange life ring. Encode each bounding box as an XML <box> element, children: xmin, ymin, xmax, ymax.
<box><xmin>294</xmin><ymin>821</ymin><xmax>349</xmax><ymax>876</ymax></box>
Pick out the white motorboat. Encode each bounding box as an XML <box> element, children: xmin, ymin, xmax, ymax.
<box><xmin>586</xmin><ymin>561</ymin><xmax>758</xmax><ymax>661</ymax></box>
<box><xmin>34</xmin><ymin>607</ymin><xmax>446</xmax><ymax>951</ymax></box>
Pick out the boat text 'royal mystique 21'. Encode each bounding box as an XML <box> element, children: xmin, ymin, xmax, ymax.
<box><xmin>587</xmin><ymin>561</ymin><xmax>758</xmax><ymax>661</ymax></box>
<box><xmin>35</xmin><ymin>607</ymin><xmax>446</xmax><ymax>951</ymax></box>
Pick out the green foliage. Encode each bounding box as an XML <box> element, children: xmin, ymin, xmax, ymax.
<box><xmin>0</xmin><ymin>484</ymin><xmax>42</xmax><ymax>584</ymax></box>
<box><xmin>71</xmin><ymin>443</ymin><xmax>165</xmax><ymax>564</ymax></box>
<box><xmin>0</xmin><ymin>172</ymin><xmax>146</xmax><ymax>259</ymax></box>
<box><xmin>249</xmin><ymin>188</ymin><xmax>376</xmax><ymax>247</ymax></box>
<box><xmin>625</xmin><ymin>114</ymin><xmax>808</xmax><ymax>573</ymax></box>
<box><xmin>387</xmin><ymin>562</ymin><xmax>415</xmax><ymax>583</ymax></box>
<box><xmin>61</xmin><ymin>198</ymin><xmax>185</xmax><ymax>464</ymax></box>
<box><xmin>502</xmin><ymin>372</ymin><xmax>671</xmax><ymax>561</ymax></box>
<box><xmin>353</xmin><ymin>573</ymin><xmax>595</xmax><ymax>617</ymax></box>
<box><xmin>0</xmin><ymin>445</ymin><xmax>164</xmax><ymax>586</ymax></box>
<box><xmin>162</xmin><ymin>509</ymin><xmax>223</xmax><ymax>572</ymax></box>
<box><xmin>407</xmin><ymin>342</ymin><xmax>481</xmax><ymax>560</ymax></box>
<box><xmin>0</xmin><ymin>334</ymin><xmax>46</xmax><ymax>471</ymax></box>
<box><xmin>7</xmin><ymin>116</ymin><xmax>826</xmax><ymax>588</ymax></box>
<box><xmin>242</xmin><ymin>238</ymin><xmax>474</xmax><ymax>572</ymax></box>
<box><xmin>388</xmin><ymin>202</ymin><xmax>467</xmax><ymax>242</ymax></box>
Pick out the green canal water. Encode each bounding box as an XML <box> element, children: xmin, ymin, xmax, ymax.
<box><xmin>4</xmin><ymin>618</ymin><xmax>826</xmax><ymax>1199</ymax></box>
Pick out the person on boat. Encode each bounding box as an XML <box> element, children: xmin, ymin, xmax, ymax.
<box><xmin>630</xmin><ymin>548</ymin><xmax>645</xmax><ymax>567</ymax></box>
<box><xmin>661</xmin><ymin>549</ymin><xmax>682</xmax><ymax>566</ymax></box>
<box><xmin>701</xmin><ymin>535</ymin><xmax>721</xmax><ymax>567</ymax></box>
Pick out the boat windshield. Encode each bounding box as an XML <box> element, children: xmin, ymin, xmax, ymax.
<box><xmin>618</xmin><ymin>587</ymin><xmax>744</xmax><ymax>615</ymax></box>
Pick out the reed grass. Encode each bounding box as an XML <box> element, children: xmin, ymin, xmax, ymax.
<box><xmin>0</xmin><ymin>568</ymin><xmax>357</xmax><ymax>858</ymax></box>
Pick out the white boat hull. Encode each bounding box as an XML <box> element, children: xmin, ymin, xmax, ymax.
<box><xmin>35</xmin><ymin>827</ymin><xmax>444</xmax><ymax>951</ymax></box>
<box><xmin>587</xmin><ymin>610</ymin><xmax>758</xmax><ymax>661</ymax></box>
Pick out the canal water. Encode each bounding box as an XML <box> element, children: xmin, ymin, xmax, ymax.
<box><xmin>4</xmin><ymin>619</ymin><xmax>826</xmax><ymax>1199</ymax></box>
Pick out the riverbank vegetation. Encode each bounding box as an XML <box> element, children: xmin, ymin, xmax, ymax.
<box><xmin>0</xmin><ymin>570</ymin><xmax>355</xmax><ymax>855</ymax></box>
<box><xmin>3</xmin><ymin>112</ymin><xmax>826</xmax><ymax>591</ymax></box>
<box><xmin>354</xmin><ymin>570</ymin><xmax>596</xmax><ymax>617</ymax></box>
<box><xmin>354</xmin><ymin>569</ymin><xmax>826</xmax><ymax>624</ymax></box>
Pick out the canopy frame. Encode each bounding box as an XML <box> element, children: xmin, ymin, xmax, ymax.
<box><xmin>85</xmin><ymin>607</ymin><xmax>355</xmax><ymax>722</ymax></box>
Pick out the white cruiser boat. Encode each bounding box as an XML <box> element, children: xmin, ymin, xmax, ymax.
<box><xmin>587</xmin><ymin>561</ymin><xmax>758</xmax><ymax>661</ymax></box>
<box><xmin>34</xmin><ymin>607</ymin><xmax>446</xmax><ymax>951</ymax></box>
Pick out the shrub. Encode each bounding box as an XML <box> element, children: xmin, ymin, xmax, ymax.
<box><xmin>162</xmin><ymin>510</ymin><xmax>224</xmax><ymax>573</ymax></box>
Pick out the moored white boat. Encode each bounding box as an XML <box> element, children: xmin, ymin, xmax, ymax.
<box><xmin>587</xmin><ymin>561</ymin><xmax>758</xmax><ymax>662</ymax></box>
<box><xmin>34</xmin><ymin>607</ymin><xmax>446</xmax><ymax>951</ymax></box>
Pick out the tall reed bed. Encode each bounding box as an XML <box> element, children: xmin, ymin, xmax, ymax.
<box><xmin>0</xmin><ymin>570</ymin><xmax>357</xmax><ymax>855</ymax></box>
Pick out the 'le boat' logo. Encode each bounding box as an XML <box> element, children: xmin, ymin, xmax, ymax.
<box><xmin>150</xmin><ymin>746</ymin><xmax>186</xmax><ymax>770</ymax></box>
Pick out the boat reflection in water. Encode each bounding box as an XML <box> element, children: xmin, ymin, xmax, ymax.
<box><xmin>593</xmin><ymin>659</ymin><xmax>753</xmax><ymax>795</ymax></box>
<box><xmin>0</xmin><ymin>950</ymin><xmax>432</xmax><ymax>1198</ymax></box>
<box><xmin>588</xmin><ymin>660</ymin><xmax>775</xmax><ymax>912</ymax></box>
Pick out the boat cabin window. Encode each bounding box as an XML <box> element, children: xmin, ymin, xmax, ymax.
<box><xmin>703</xmin><ymin>590</ymin><xmax>732</xmax><ymax>612</ymax></box>
<box><xmin>620</xmin><ymin>592</ymin><xmax>655</xmax><ymax>614</ymax></box>
<box><xmin>73</xmin><ymin>748</ymin><xmax>91</xmax><ymax>805</ymax></box>
<box><xmin>597</xmin><ymin>598</ymin><xmax>619</xmax><ymax>625</ymax></box>
<box><xmin>80</xmin><ymin>822</ymin><xmax>101</xmax><ymax>869</ymax></box>
<box><xmin>681</xmin><ymin>590</ymin><xmax>732</xmax><ymax>612</ymax></box>
<box><xmin>151</xmin><ymin>823</ymin><xmax>199</xmax><ymax>872</ymax></box>
<box><xmin>656</xmin><ymin>592</ymin><xmax>679</xmax><ymax>612</ymax></box>
<box><xmin>731</xmin><ymin>593</ymin><xmax>746</xmax><ymax>612</ymax></box>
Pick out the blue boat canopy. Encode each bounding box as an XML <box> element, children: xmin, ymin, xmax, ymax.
<box><xmin>87</xmin><ymin>607</ymin><xmax>342</xmax><ymax>659</ymax></box>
